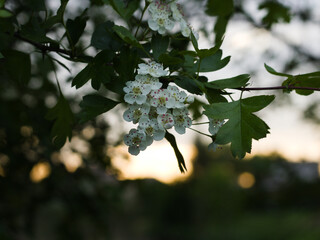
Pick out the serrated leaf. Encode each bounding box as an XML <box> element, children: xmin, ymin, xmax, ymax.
<box><xmin>21</xmin><ymin>16</ymin><xmax>57</xmax><ymax>44</ymax></box>
<box><xmin>46</xmin><ymin>89</ymin><xmax>74</xmax><ymax>148</ymax></box>
<box><xmin>79</xmin><ymin>94</ymin><xmax>119</xmax><ymax>123</ymax></box>
<box><xmin>205</xmin><ymin>0</ymin><xmax>233</xmax><ymax>43</ymax></box>
<box><xmin>158</xmin><ymin>53</ymin><xmax>183</xmax><ymax>66</ymax></box>
<box><xmin>72</xmin><ymin>50</ymin><xmax>114</xmax><ymax>89</ymax></box>
<box><xmin>264</xmin><ymin>63</ymin><xmax>291</xmax><ymax>77</ymax></box>
<box><xmin>203</xmin><ymin>95</ymin><xmax>275</xmax><ymax>159</ymax></box>
<box><xmin>43</xmin><ymin>0</ymin><xmax>68</xmax><ymax>29</ymax></box>
<box><xmin>197</xmin><ymin>39</ymin><xmax>223</xmax><ymax>58</ymax></box>
<box><xmin>108</xmin><ymin>0</ymin><xmax>139</xmax><ymax>21</ymax></box>
<box><xmin>113</xmin><ymin>47</ymin><xmax>139</xmax><ymax>86</ymax></box>
<box><xmin>66</xmin><ymin>12</ymin><xmax>88</xmax><ymax>46</ymax></box>
<box><xmin>91</xmin><ymin>21</ymin><xmax>123</xmax><ymax>51</ymax></box>
<box><xmin>151</xmin><ymin>33</ymin><xmax>169</xmax><ymax>60</ymax></box>
<box><xmin>205</xmin><ymin>74</ymin><xmax>250</xmax><ymax>89</ymax></box>
<box><xmin>174</xmin><ymin>76</ymin><xmax>203</xmax><ymax>95</ymax></box>
<box><xmin>259</xmin><ymin>1</ymin><xmax>291</xmax><ymax>28</ymax></box>
<box><xmin>205</xmin><ymin>0</ymin><xmax>234</xmax><ymax>17</ymax></box>
<box><xmin>205</xmin><ymin>88</ymin><xmax>228</xmax><ymax>104</ymax></box>
<box><xmin>283</xmin><ymin>72</ymin><xmax>320</xmax><ymax>96</ymax></box>
<box><xmin>188</xmin><ymin>50</ymin><xmax>230</xmax><ymax>73</ymax></box>
<box><xmin>112</xmin><ymin>25</ymin><xmax>142</xmax><ymax>48</ymax></box>
<box><xmin>213</xmin><ymin>16</ymin><xmax>230</xmax><ymax>43</ymax></box>
<box><xmin>165</xmin><ymin>131</ymin><xmax>187</xmax><ymax>173</ymax></box>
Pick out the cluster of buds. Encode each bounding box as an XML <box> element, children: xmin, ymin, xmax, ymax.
<box><xmin>147</xmin><ymin>0</ymin><xmax>199</xmax><ymax>39</ymax></box>
<box><xmin>123</xmin><ymin>61</ymin><xmax>194</xmax><ymax>155</ymax></box>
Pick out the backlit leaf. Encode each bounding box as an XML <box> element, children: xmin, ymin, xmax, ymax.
<box><xmin>203</xmin><ymin>95</ymin><xmax>275</xmax><ymax>159</ymax></box>
<box><xmin>79</xmin><ymin>94</ymin><xmax>119</xmax><ymax>123</ymax></box>
<box><xmin>165</xmin><ymin>131</ymin><xmax>187</xmax><ymax>173</ymax></box>
<box><xmin>46</xmin><ymin>88</ymin><xmax>74</xmax><ymax>148</ymax></box>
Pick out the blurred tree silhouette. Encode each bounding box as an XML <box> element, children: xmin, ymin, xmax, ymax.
<box><xmin>1</xmin><ymin>0</ymin><xmax>320</xmax><ymax>239</ymax></box>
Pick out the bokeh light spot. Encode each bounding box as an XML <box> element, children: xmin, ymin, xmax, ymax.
<box><xmin>238</xmin><ymin>172</ymin><xmax>255</xmax><ymax>189</ymax></box>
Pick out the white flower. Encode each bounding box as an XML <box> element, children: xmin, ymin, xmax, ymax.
<box><xmin>149</xmin><ymin>89</ymin><xmax>176</xmax><ymax>114</ymax></box>
<box><xmin>124</xmin><ymin>129</ymin><xmax>149</xmax><ymax>155</ymax></box>
<box><xmin>148</xmin><ymin>1</ymin><xmax>174</xmax><ymax>35</ymax></box>
<box><xmin>157</xmin><ymin>112</ymin><xmax>175</xmax><ymax>129</ymax></box>
<box><xmin>180</xmin><ymin>19</ymin><xmax>191</xmax><ymax>38</ymax></box>
<box><xmin>180</xmin><ymin>19</ymin><xmax>199</xmax><ymax>40</ymax></box>
<box><xmin>167</xmin><ymin>85</ymin><xmax>187</xmax><ymax>108</ymax></box>
<box><xmin>172</xmin><ymin>108</ymin><xmax>192</xmax><ymax>134</ymax></box>
<box><xmin>137</xmin><ymin>61</ymin><xmax>168</xmax><ymax>78</ymax></box>
<box><xmin>124</xmin><ymin>81</ymin><xmax>151</xmax><ymax>104</ymax></box>
<box><xmin>185</xmin><ymin>95</ymin><xmax>194</xmax><ymax>104</ymax></box>
<box><xmin>209</xmin><ymin>119</ymin><xmax>225</xmax><ymax>135</ymax></box>
<box><xmin>123</xmin><ymin>103</ymin><xmax>150</xmax><ymax>123</ymax></box>
<box><xmin>135</xmin><ymin>74</ymin><xmax>162</xmax><ymax>90</ymax></box>
<box><xmin>170</xmin><ymin>2</ymin><xmax>184</xmax><ymax>22</ymax></box>
<box><xmin>138</xmin><ymin>115</ymin><xmax>165</xmax><ymax>141</ymax></box>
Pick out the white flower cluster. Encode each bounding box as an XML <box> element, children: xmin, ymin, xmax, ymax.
<box><xmin>147</xmin><ymin>0</ymin><xmax>199</xmax><ymax>39</ymax></box>
<box><xmin>123</xmin><ymin>61</ymin><xmax>194</xmax><ymax>155</ymax></box>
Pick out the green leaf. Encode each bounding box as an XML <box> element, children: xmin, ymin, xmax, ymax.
<box><xmin>0</xmin><ymin>9</ymin><xmax>12</xmax><ymax>18</ymax></box>
<box><xmin>197</xmin><ymin>39</ymin><xmax>223</xmax><ymax>58</ymax></box>
<box><xmin>283</xmin><ymin>72</ymin><xmax>320</xmax><ymax>96</ymax></box>
<box><xmin>21</xmin><ymin>16</ymin><xmax>56</xmax><ymax>44</ymax></box>
<box><xmin>112</xmin><ymin>25</ymin><xmax>142</xmax><ymax>48</ymax></box>
<box><xmin>190</xmin><ymin>50</ymin><xmax>230</xmax><ymax>73</ymax></box>
<box><xmin>165</xmin><ymin>131</ymin><xmax>187</xmax><ymax>173</ymax></box>
<box><xmin>72</xmin><ymin>50</ymin><xmax>114</xmax><ymax>90</ymax></box>
<box><xmin>107</xmin><ymin>0</ymin><xmax>139</xmax><ymax>21</ymax></box>
<box><xmin>264</xmin><ymin>63</ymin><xmax>291</xmax><ymax>77</ymax></box>
<box><xmin>113</xmin><ymin>47</ymin><xmax>139</xmax><ymax>83</ymax></box>
<box><xmin>43</xmin><ymin>0</ymin><xmax>68</xmax><ymax>29</ymax></box>
<box><xmin>0</xmin><ymin>0</ymin><xmax>5</xmax><ymax>8</ymax></box>
<box><xmin>46</xmin><ymin>89</ymin><xmax>74</xmax><ymax>148</ymax></box>
<box><xmin>259</xmin><ymin>1</ymin><xmax>291</xmax><ymax>28</ymax></box>
<box><xmin>66</xmin><ymin>12</ymin><xmax>88</xmax><ymax>46</ymax></box>
<box><xmin>174</xmin><ymin>76</ymin><xmax>203</xmax><ymax>95</ymax></box>
<box><xmin>205</xmin><ymin>0</ymin><xmax>234</xmax><ymax>17</ymax></box>
<box><xmin>190</xmin><ymin>31</ymin><xmax>199</xmax><ymax>51</ymax></box>
<box><xmin>0</xmin><ymin>52</ymin><xmax>3</xmax><ymax>58</ymax></box>
<box><xmin>2</xmin><ymin>50</ymin><xmax>31</xmax><ymax>84</ymax></box>
<box><xmin>158</xmin><ymin>53</ymin><xmax>184</xmax><ymax>66</ymax></box>
<box><xmin>203</xmin><ymin>95</ymin><xmax>275</xmax><ymax>158</ymax></box>
<box><xmin>151</xmin><ymin>33</ymin><xmax>169</xmax><ymax>60</ymax></box>
<box><xmin>205</xmin><ymin>74</ymin><xmax>250</xmax><ymax>89</ymax></box>
<box><xmin>213</xmin><ymin>16</ymin><xmax>230</xmax><ymax>43</ymax></box>
<box><xmin>104</xmin><ymin>0</ymin><xmax>140</xmax><ymax>21</ymax></box>
<box><xmin>91</xmin><ymin>21</ymin><xmax>123</xmax><ymax>51</ymax></box>
<box><xmin>79</xmin><ymin>94</ymin><xmax>119</xmax><ymax>123</ymax></box>
<box><xmin>205</xmin><ymin>89</ymin><xmax>228</xmax><ymax>104</ymax></box>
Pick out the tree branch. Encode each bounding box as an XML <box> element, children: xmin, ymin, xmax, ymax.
<box><xmin>13</xmin><ymin>32</ymin><xmax>92</xmax><ymax>63</ymax></box>
<box><xmin>14</xmin><ymin>32</ymin><xmax>71</xmax><ymax>56</ymax></box>
<box><xmin>235</xmin><ymin>86</ymin><xmax>320</xmax><ymax>92</ymax></box>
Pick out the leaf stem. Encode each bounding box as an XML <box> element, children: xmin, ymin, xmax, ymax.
<box><xmin>192</xmin><ymin>122</ymin><xmax>210</xmax><ymax>125</ymax></box>
<box><xmin>188</xmin><ymin>127</ymin><xmax>212</xmax><ymax>138</ymax></box>
<box><xmin>135</xmin><ymin>3</ymin><xmax>149</xmax><ymax>38</ymax></box>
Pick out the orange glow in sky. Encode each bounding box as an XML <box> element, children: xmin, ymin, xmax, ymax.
<box><xmin>110</xmin><ymin>143</ymin><xmax>197</xmax><ymax>184</ymax></box>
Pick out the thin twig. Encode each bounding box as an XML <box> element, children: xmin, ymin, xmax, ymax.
<box><xmin>235</xmin><ymin>86</ymin><xmax>320</xmax><ymax>92</ymax></box>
